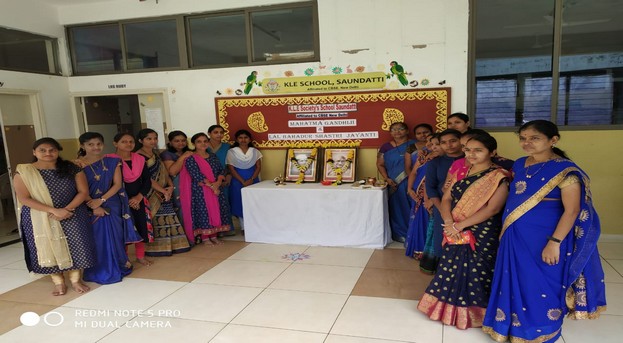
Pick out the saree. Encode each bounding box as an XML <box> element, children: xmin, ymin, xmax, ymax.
<box><xmin>418</xmin><ymin>166</ymin><xmax>509</xmax><ymax>329</ymax></box>
<box><xmin>483</xmin><ymin>157</ymin><xmax>606</xmax><ymax>343</ymax></box>
<box><xmin>160</xmin><ymin>150</ymin><xmax>183</xmax><ymax>218</ymax></box>
<box><xmin>82</xmin><ymin>157</ymin><xmax>142</xmax><ymax>284</ymax></box>
<box><xmin>405</xmin><ymin>149</ymin><xmax>435</xmax><ymax>257</ymax></box>
<box><xmin>180</xmin><ymin>154</ymin><xmax>231</xmax><ymax>242</ymax></box>
<box><xmin>142</xmin><ymin>153</ymin><xmax>190</xmax><ymax>256</ymax></box>
<box><xmin>379</xmin><ymin>139</ymin><xmax>416</xmax><ymax>241</ymax></box>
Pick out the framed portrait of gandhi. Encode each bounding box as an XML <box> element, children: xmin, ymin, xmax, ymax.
<box><xmin>284</xmin><ymin>148</ymin><xmax>319</xmax><ymax>182</ymax></box>
<box><xmin>322</xmin><ymin>148</ymin><xmax>357</xmax><ymax>183</ymax></box>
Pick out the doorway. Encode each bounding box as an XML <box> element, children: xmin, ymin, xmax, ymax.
<box><xmin>75</xmin><ymin>92</ymin><xmax>168</xmax><ymax>151</ymax></box>
<box><xmin>0</xmin><ymin>93</ymin><xmax>41</xmax><ymax>246</ymax></box>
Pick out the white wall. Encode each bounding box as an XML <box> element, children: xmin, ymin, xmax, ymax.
<box><xmin>61</xmin><ymin>0</ymin><xmax>469</xmax><ymax>135</ymax></box>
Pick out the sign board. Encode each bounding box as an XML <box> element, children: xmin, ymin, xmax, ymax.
<box><xmin>215</xmin><ymin>88</ymin><xmax>450</xmax><ymax>148</ymax></box>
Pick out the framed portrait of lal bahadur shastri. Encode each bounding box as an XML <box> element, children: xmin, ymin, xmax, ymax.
<box><xmin>284</xmin><ymin>148</ymin><xmax>319</xmax><ymax>182</ymax></box>
<box><xmin>322</xmin><ymin>148</ymin><xmax>357</xmax><ymax>184</ymax></box>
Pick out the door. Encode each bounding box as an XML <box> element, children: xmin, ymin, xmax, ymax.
<box><xmin>76</xmin><ymin>93</ymin><xmax>166</xmax><ymax>150</ymax></box>
<box><xmin>0</xmin><ymin>93</ymin><xmax>39</xmax><ymax>245</ymax></box>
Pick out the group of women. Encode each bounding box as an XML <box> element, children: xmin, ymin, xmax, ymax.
<box><xmin>14</xmin><ymin>126</ymin><xmax>262</xmax><ymax>295</ymax></box>
<box><xmin>377</xmin><ymin>115</ymin><xmax>606</xmax><ymax>342</ymax></box>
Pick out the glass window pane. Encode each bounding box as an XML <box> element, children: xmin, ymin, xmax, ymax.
<box><xmin>0</xmin><ymin>26</ymin><xmax>59</xmax><ymax>74</ymax></box>
<box><xmin>188</xmin><ymin>14</ymin><xmax>247</xmax><ymax>66</ymax></box>
<box><xmin>522</xmin><ymin>76</ymin><xmax>554</xmax><ymax>122</ymax></box>
<box><xmin>475</xmin><ymin>79</ymin><xmax>517</xmax><ymax>127</ymax></box>
<box><xmin>69</xmin><ymin>24</ymin><xmax>122</xmax><ymax>74</ymax></box>
<box><xmin>124</xmin><ymin>20</ymin><xmax>180</xmax><ymax>70</ymax></box>
<box><xmin>251</xmin><ymin>6</ymin><xmax>315</xmax><ymax>62</ymax></box>
<box><xmin>557</xmin><ymin>0</ymin><xmax>623</xmax><ymax>125</ymax></box>
<box><xmin>475</xmin><ymin>0</ymin><xmax>555</xmax><ymax>127</ymax></box>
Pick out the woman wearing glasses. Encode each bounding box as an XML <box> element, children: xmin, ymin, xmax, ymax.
<box><xmin>377</xmin><ymin>122</ymin><xmax>416</xmax><ymax>242</ymax></box>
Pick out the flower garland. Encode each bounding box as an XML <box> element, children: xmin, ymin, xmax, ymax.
<box><xmin>326</xmin><ymin>149</ymin><xmax>354</xmax><ymax>185</ymax></box>
<box><xmin>289</xmin><ymin>148</ymin><xmax>317</xmax><ymax>184</ymax></box>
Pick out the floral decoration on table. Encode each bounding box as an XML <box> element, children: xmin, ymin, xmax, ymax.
<box><xmin>325</xmin><ymin>149</ymin><xmax>354</xmax><ymax>185</ymax></box>
<box><xmin>289</xmin><ymin>148</ymin><xmax>317</xmax><ymax>184</ymax></box>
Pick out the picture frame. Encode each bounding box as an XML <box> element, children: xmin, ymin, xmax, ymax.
<box><xmin>322</xmin><ymin>148</ymin><xmax>357</xmax><ymax>183</ymax></box>
<box><xmin>284</xmin><ymin>148</ymin><xmax>319</xmax><ymax>182</ymax></box>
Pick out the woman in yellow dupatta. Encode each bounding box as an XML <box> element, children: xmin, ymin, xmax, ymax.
<box><xmin>418</xmin><ymin>134</ymin><xmax>509</xmax><ymax>329</ymax></box>
<box><xmin>13</xmin><ymin>138</ymin><xmax>96</xmax><ymax>296</ymax></box>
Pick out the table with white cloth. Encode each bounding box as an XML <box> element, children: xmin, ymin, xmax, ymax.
<box><xmin>241</xmin><ymin>180</ymin><xmax>392</xmax><ymax>248</ymax></box>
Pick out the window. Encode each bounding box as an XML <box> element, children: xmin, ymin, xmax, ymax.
<box><xmin>124</xmin><ymin>19</ymin><xmax>181</xmax><ymax>70</ymax></box>
<box><xmin>188</xmin><ymin>14</ymin><xmax>248</xmax><ymax>66</ymax></box>
<box><xmin>472</xmin><ymin>0</ymin><xmax>623</xmax><ymax>128</ymax></box>
<box><xmin>69</xmin><ymin>24</ymin><xmax>122</xmax><ymax>74</ymax></box>
<box><xmin>67</xmin><ymin>2</ymin><xmax>319</xmax><ymax>74</ymax></box>
<box><xmin>0</xmin><ymin>26</ymin><xmax>60</xmax><ymax>75</ymax></box>
<box><xmin>251</xmin><ymin>6</ymin><xmax>316</xmax><ymax>63</ymax></box>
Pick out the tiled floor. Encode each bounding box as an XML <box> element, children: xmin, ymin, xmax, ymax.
<box><xmin>0</xmin><ymin>236</ymin><xmax>621</xmax><ymax>342</ymax></box>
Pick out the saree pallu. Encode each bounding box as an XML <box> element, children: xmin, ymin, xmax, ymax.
<box><xmin>160</xmin><ymin>150</ymin><xmax>183</xmax><ymax>221</ymax></box>
<box><xmin>142</xmin><ymin>154</ymin><xmax>190</xmax><ymax>256</ymax></box>
<box><xmin>483</xmin><ymin>157</ymin><xmax>606</xmax><ymax>343</ymax></box>
<box><xmin>405</xmin><ymin>156</ymin><xmax>432</xmax><ymax>257</ymax></box>
<box><xmin>418</xmin><ymin>167</ymin><xmax>507</xmax><ymax>329</ymax></box>
<box><xmin>379</xmin><ymin>139</ymin><xmax>416</xmax><ymax>242</ymax></box>
<box><xmin>82</xmin><ymin>157</ymin><xmax>142</xmax><ymax>284</ymax></box>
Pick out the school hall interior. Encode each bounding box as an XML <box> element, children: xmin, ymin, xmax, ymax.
<box><xmin>0</xmin><ymin>0</ymin><xmax>621</xmax><ymax>342</ymax></box>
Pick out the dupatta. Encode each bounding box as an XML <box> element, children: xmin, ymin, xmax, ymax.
<box><xmin>143</xmin><ymin>153</ymin><xmax>168</xmax><ymax>215</ymax></box>
<box><xmin>16</xmin><ymin>164</ymin><xmax>73</xmax><ymax>269</ymax></box>
<box><xmin>105</xmin><ymin>152</ymin><xmax>145</xmax><ymax>183</ymax></box>
<box><xmin>179</xmin><ymin>154</ymin><xmax>223</xmax><ymax>241</ymax></box>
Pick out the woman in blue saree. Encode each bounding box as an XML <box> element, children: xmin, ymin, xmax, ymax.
<box><xmin>404</xmin><ymin>123</ymin><xmax>433</xmax><ymax>176</ymax></box>
<box><xmin>405</xmin><ymin>134</ymin><xmax>441</xmax><ymax>258</ymax></box>
<box><xmin>207</xmin><ymin>124</ymin><xmax>234</xmax><ymax>236</ymax></box>
<box><xmin>418</xmin><ymin>134</ymin><xmax>509</xmax><ymax>329</ymax></box>
<box><xmin>377</xmin><ymin>122</ymin><xmax>416</xmax><ymax>242</ymax></box>
<box><xmin>483</xmin><ymin>120</ymin><xmax>606</xmax><ymax>342</ymax></box>
<box><xmin>76</xmin><ymin>132</ymin><xmax>142</xmax><ymax>285</ymax></box>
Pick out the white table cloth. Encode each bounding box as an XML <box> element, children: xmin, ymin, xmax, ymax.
<box><xmin>241</xmin><ymin>180</ymin><xmax>391</xmax><ymax>248</ymax></box>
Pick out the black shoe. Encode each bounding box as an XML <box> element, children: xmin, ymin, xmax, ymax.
<box><xmin>194</xmin><ymin>235</ymin><xmax>202</xmax><ymax>245</ymax></box>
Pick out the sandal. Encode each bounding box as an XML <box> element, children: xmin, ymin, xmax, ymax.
<box><xmin>194</xmin><ymin>235</ymin><xmax>202</xmax><ymax>245</ymax></box>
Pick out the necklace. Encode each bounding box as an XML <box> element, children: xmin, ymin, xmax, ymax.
<box><xmin>466</xmin><ymin>163</ymin><xmax>492</xmax><ymax>177</ymax></box>
<box><xmin>525</xmin><ymin>158</ymin><xmax>551</xmax><ymax>179</ymax></box>
<box><xmin>87</xmin><ymin>159</ymin><xmax>107</xmax><ymax>181</ymax></box>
